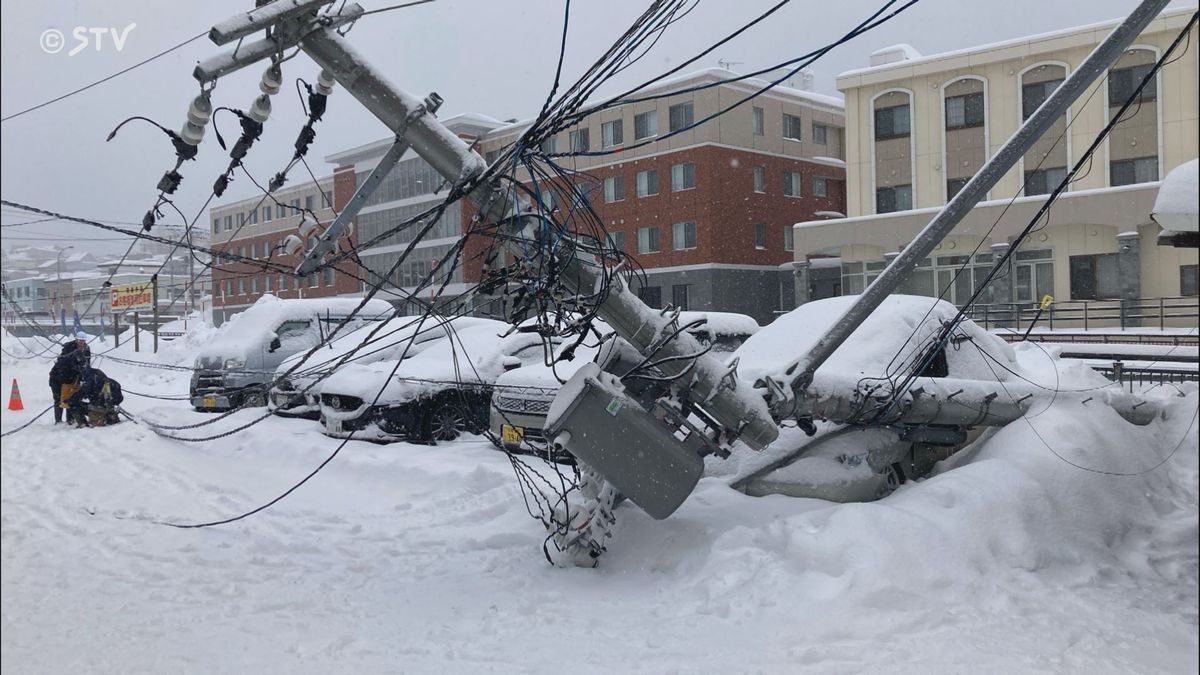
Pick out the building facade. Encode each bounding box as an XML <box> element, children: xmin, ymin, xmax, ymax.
<box><xmin>208</xmin><ymin>176</ymin><xmax>352</xmax><ymax>324</ymax></box>
<box><xmin>793</xmin><ymin>9</ymin><xmax>1199</xmax><ymax>324</ymax></box>
<box><xmin>471</xmin><ymin>68</ymin><xmax>847</xmax><ymax>325</ymax></box>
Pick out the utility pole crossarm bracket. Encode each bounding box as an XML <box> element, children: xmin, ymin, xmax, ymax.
<box><xmin>295</xmin><ymin>135</ymin><xmax>410</xmax><ymax>275</ymax></box>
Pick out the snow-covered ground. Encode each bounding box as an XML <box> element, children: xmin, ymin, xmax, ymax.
<box><xmin>2</xmin><ymin>329</ymin><xmax>1197</xmax><ymax>674</ymax></box>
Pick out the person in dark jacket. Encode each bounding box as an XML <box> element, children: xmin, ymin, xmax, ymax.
<box><xmin>48</xmin><ymin>334</ymin><xmax>91</xmax><ymax>424</ymax></box>
<box><xmin>66</xmin><ymin>366</ymin><xmax>123</xmax><ymax>427</ymax></box>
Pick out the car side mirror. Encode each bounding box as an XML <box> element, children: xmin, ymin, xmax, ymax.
<box><xmin>502</xmin><ymin>355</ymin><xmax>522</xmax><ymax>371</ymax></box>
<box><xmin>268</xmin><ymin>337</ymin><xmax>282</xmax><ymax>353</ymax></box>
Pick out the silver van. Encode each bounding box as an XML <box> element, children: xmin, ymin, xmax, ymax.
<box><xmin>190</xmin><ymin>296</ymin><xmax>393</xmax><ymax>411</ymax></box>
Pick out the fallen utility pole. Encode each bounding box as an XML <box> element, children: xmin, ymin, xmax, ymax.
<box><xmin>777</xmin><ymin>0</ymin><xmax>1173</xmax><ymax>403</ymax></box>
<box><xmin>194</xmin><ymin>1</ymin><xmax>779</xmax><ymax>451</ymax></box>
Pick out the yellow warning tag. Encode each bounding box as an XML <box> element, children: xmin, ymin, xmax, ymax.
<box><xmin>1039</xmin><ymin>294</ymin><xmax>1054</xmax><ymax>310</ymax></box>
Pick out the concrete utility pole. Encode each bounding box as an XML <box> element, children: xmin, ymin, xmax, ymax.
<box><xmin>194</xmin><ymin>1</ymin><xmax>779</xmax><ymax>450</ymax></box>
<box><xmin>780</xmin><ymin>0</ymin><xmax>1173</xmax><ymax>400</ymax></box>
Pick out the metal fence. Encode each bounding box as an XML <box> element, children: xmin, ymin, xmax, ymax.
<box><xmin>967</xmin><ymin>296</ymin><xmax>1199</xmax><ymax>333</ymax></box>
<box><xmin>1093</xmin><ymin>361</ymin><xmax>1200</xmax><ymax>391</ymax></box>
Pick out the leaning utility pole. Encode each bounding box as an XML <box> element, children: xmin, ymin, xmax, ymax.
<box><xmin>778</xmin><ymin>0</ymin><xmax>1173</xmax><ymax>401</ymax></box>
<box><xmin>193</xmin><ymin>0</ymin><xmax>779</xmax><ymax>452</ymax></box>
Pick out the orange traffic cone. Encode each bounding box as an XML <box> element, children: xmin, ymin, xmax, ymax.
<box><xmin>7</xmin><ymin>378</ymin><xmax>24</xmax><ymax>411</ymax></box>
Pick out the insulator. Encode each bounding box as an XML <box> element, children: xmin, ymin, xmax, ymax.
<box><xmin>298</xmin><ymin>214</ymin><xmax>319</xmax><ymax>239</ymax></box>
<box><xmin>315</xmin><ymin>69</ymin><xmax>335</xmax><ymax>96</ymax></box>
<box><xmin>260</xmin><ymin>63</ymin><xmax>283</xmax><ymax>95</ymax></box>
<box><xmin>247</xmin><ymin>94</ymin><xmax>271</xmax><ymax>123</ymax></box>
<box><xmin>283</xmin><ymin>234</ymin><xmax>304</xmax><ymax>256</ymax></box>
<box><xmin>187</xmin><ymin>93</ymin><xmax>213</xmax><ymax>126</ymax></box>
<box><xmin>180</xmin><ymin>121</ymin><xmax>205</xmax><ymax>146</ymax></box>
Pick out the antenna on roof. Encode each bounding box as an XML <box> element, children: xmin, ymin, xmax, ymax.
<box><xmin>716</xmin><ymin>59</ymin><xmax>743</xmax><ymax>71</ymax></box>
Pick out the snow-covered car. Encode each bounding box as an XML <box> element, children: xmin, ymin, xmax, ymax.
<box><xmin>318</xmin><ymin>320</ymin><xmax>555</xmax><ymax>443</ymax></box>
<box><xmin>190</xmin><ymin>295</ymin><xmax>394</xmax><ymax>411</ymax></box>
<box><xmin>721</xmin><ymin>294</ymin><xmax>1024</xmax><ymax>499</ymax></box>
<box><xmin>269</xmin><ymin>315</ymin><xmax>494</xmax><ymax>419</ymax></box>
<box><xmin>490</xmin><ymin>311</ymin><xmax>758</xmax><ymax>454</ymax></box>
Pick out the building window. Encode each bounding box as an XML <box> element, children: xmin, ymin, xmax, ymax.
<box><xmin>1024</xmin><ymin>167</ymin><xmax>1068</xmax><ymax>196</ymax></box>
<box><xmin>249</xmin><ymin>209</ymin><xmax>258</xmax><ymax>225</ymax></box>
<box><xmin>569</xmin><ymin>128</ymin><xmax>590</xmax><ymax>152</ymax></box>
<box><xmin>224</xmin><ymin>280</ymin><xmax>233</xmax><ymax>297</ymax></box>
<box><xmin>671</xmin><ymin>162</ymin><xmax>695</xmax><ymax>191</ymax></box>
<box><xmin>672</xmin><ymin>284</ymin><xmax>690</xmax><ymax>310</ymax></box>
<box><xmin>637</xmin><ymin>285</ymin><xmax>662</xmax><ymax>309</ymax></box>
<box><xmin>1110</xmin><ymin>157</ymin><xmax>1158</xmax><ymax>186</ymax></box>
<box><xmin>1022</xmin><ymin>78</ymin><xmax>1064</xmax><ymax>120</ymax></box>
<box><xmin>310</xmin><ymin>272</ymin><xmax>319</xmax><ymax>288</ymax></box>
<box><xmin>812</xmin><ymin>122</ymin><xmax>828</xmax><ymax>145</ymax></box>
<box><xmin>1182</xmin><ymin>265</ymin><xmax>1198</xmax><ymax>296</ymax></box>
<box><xmin>291</xmin><ymin>198</ymin><xmax>301</xmax><ymax>212</ymax></box>
<box><xmin>237</xmin><ymin>245</ymin><xmax>245</xmax><ymax>259</ymax></box>
<box><xmin>238</xmin><ymin>278</ymin><xmax>245</xmax><ymax>295</ymax></box>
<box><xmin>224</xmin><ymin>215</ymin><xmax>233</xmax><ymax>231</ymax></box>
<box><xmin>945</xmin><ymin>92</ymin><xmax>985</xmax><ymax>129</ymax></box>
<box><xmin>1069</xmin><ymin>253</ymin><xmax>1121</xmax><ymax>300</ymax></box>
<box><xmin>262</xmin><ymin>206</ymin><xmax>273</xmax><ymax>222</ymax></box>
<box><xmin>754</xmin><ymin>223</ymin><xmax>766</xmax><ymax>249</ymax></box>
<box><xmin>324</xmin><ymin>190</ymin><xmax>333</xmax><ymax>207</ymax></box>
<box><xmin>1014</xmin><ymin>249</ymin><xmax>1055</xmax><ymax>303</ymax></box>
<box><xmin>672</xmin><ymin>221</ymin><xmax>696</xmax><ymax>250</ymax></box>
<box><xmin>250</xmin><ymin>242</ymin><xmax>258</xmax><ymax>259</ymax></box>
<box><xmin>635</xmin><ymin>169</ymin><xmax>658</xmax><ymax>197</ymax></box>
<box><xmin>813</xmin><ymin>176</ymin><xmax>827</xmax><ymax>198</ymax></box>
<box><xmin>603</xmin><ymin>175</ymin><xmax>625</xmax><ymax>203</ymax></box>
<box><xmin>783</xmin><ymin>225</ymin><xmax>794</xmax><ymax>252</ymax></box>
<box><xmin>608</xmin><ymin>231</ymin><xmax>625</xmax><ymax>253</ymax></box>
<box><xmin>305</xmin><ymin>195</ymin><xmax>315</xmax><ymax>211</ymax></box>
<box><xmin>540</xmin><ymin>136</ymin><xmax>558</xmax><ymax>154</ymax></box>
<box><xmin>324</xmin><ymin>268</ymin><xmax>335</xmax><ymax>287</ymax></box>
<box><xmin>280</xmin><ymin>274</ymin><xmax>290</xmax><ymax>291</ymax></box>
<box><xmin>783</xmin><ymin>171</ymin><xmax>802</xmax><ymax>197</ymax></box>
<box><xmin>601</xmin><ymin>119</ymin><xmax>624</xmax><ymax>148</ymax></box>
<box><xmin>752</xmin><ymin>106</ymin><xmax>764</xmax><ymax>136</ymax></box>
<box><xmin>265</xmin><ymin>275</ymin><xmax>273</xmax><ymax>293</ymax></box>
<box><xmin>251</xmin><ymin>277</ymin><xmax>259</xmax><ymax>294</ymax></box>
<box><xmin>753</xmin><ymin>166</ymin><xmax>765</xmax><ymax>193</ymax></box>
<box><xmin>876</xmin><ymin>185</ymin><xmax>913</xmax><ymax>214</ymax></box>
<box><xmin>637</xmin><ymin>226</ymin><xmax>660</xmax><ymax>254</ymax></box>
<box><xmin>213</xmin><ymin>218</ymin><xmax>220</xmax><ymax>233</ymax></box>
<box><xmin>874</xmin><ymin>104</ymin><xmax>910</xmax><ymax>139</ymax></box>
<box><xmin>782</xmin><ymin>113</ymin><xmax>803</xmax><ymax>141</ymax></box>
<box><xmin>634</xmin><ymin>111</ymin><xmax>658</xmax><ymax>140</ymax></box>
<box><xmin>668</xmin><ymin>102</ymin><xmax>694</xmax><ymax>132</ymax></box>
<box><xmin>1108</xmin><ymin>62</ymin><xmax>1157</xmax><ymax>106</ymax></box>
<box><xmin>946</xmin><ymin>177</ymin><xmax>970</xmax><ymax>200</ymax></box>
<box><xmin>276</xmin><ymin>204</ymin><xmax>285</xmax><ymax>219</ymax></box>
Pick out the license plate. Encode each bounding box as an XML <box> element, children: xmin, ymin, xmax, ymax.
<box><xmin>327</xmin><ymin>419</ymin><xmax>343</xmax><ymax>435</ymax></box>
<box><xmin>203</xmin><ymin>396</ymin><xmax>216</xmax><ymax>408</ymax></box>
<box><xmin>501</xmin><ymin>424</ymin><xmax>524</xmax><ymax>446</ymax></box>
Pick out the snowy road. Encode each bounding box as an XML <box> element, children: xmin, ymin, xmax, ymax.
<box><xmin>2</xmin><ymin>339</ymin><xmax>1198</xmax><ymax>674</ymax></box>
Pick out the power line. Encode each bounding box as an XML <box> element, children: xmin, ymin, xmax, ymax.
<box><xmin>1</xmin><ymin>31</ymin><xmax>208</xmax><ymax>123</ymax></box>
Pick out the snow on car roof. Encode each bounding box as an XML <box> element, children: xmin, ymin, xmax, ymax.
<box><xmin>678</xmin><ymin>311</ymin><xmax>759</xmax><ymax>337</ymax></box>
<box><xmin>198</xmin><ymin>295</ymin><xmax>394</xmax><ymax>360</ymax></box>
<box><xmin>735</xmin><ymin>294</ymin><xmax>1017</xmax><ymax>391</ymax></box>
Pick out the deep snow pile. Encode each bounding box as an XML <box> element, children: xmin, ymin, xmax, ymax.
<box><xmin>2</xmin><ymin>329</ymin><xmax>1197</xmax><ymax>673</ymax></box>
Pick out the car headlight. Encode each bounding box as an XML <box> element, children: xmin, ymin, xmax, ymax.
<box><xmin>224</xmin><ymin>358</ymin><xmax>245</xmax><ymax>370</ymax></box>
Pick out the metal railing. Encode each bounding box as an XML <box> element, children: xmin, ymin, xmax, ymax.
<box><xmin>967</xmin><ymin>296</ymin><xmax>1199</xmax><ymax>334</ymax></box>
<box><xmin>1094</xmin><ymin>360</ymin><xmax>1200</xmax><ymax>391</ymax></box>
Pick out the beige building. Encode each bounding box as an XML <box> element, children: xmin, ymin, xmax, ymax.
<box><xmin>794</xmin><ymin>8</ymin><xmax>1199</xmax><ymax>327</ymax></box>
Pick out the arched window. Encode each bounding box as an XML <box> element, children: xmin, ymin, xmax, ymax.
<box><xmin>1107</xmin><ymin>47</ymin><xmax>1160</xmax><ymax>186</ymax></box>
<box><xmin>942</xmin><ymin>77</ymin><xmax>987</xmax><ymax>202</ymax></box>
<box><xmin>872</xmin><ymin>89</ymin><xmax>914</xmax><ymax>214</ymax></box>
<box><xmin>1019</xmin><ymin>63</ymin><xmax>1069</xmax><ymax>195</ymax></box>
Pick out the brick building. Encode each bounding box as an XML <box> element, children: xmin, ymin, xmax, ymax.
<box><xmin>209</xmin><ymin>68</ymin><xmax>848</xmax><ymax>325</ymax></box>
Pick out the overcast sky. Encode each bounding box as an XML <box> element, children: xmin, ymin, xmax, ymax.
<box><xmin>1</xmin><ymin>0</ymin><xmax>1190</xmax><ymax>255</ymax></box>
